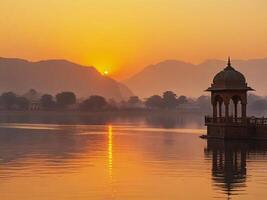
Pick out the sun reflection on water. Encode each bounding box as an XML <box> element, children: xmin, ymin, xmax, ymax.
<box><xmin>108</xmin><ymin>125</ymin><xmax>116</xmax><ymax>198</ymax></box>
<box><xmin>108</xmin><ymin>125</ymin><xmax>113</xmax><ymax>179</ymax></box>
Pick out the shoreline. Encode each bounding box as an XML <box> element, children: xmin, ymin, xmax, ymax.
<box><xmin>0</xmin><ymin>110</ymin><xmax>206</xmax><ymax>128</ymax></box>
<box><xmin>0</xmin><ymin>109</ymin><xmax>206</xmax><ymax>117</ymax></box>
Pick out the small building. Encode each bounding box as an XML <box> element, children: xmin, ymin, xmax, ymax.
<box><xmin>205</xmin><ymin>57</ymin><xmax>267</xmax><ymax>139</ymax></box>
<box><xmin>28</xmin><ymin>100</ymin><xmax>42</xmax><ymax>110</ymax></box>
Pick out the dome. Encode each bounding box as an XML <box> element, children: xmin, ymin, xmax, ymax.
<box><xmin>207</xmin><ymin>58</ymin><xmax>253</xmax><ymax>91</ymax></box>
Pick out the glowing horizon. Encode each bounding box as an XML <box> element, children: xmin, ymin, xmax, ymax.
<box><xmin>1</xmin><ymin>0</ymin><xmax>267</xmax><ymax>80</ymax></box>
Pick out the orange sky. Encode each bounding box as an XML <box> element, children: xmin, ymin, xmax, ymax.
<box><xmin>1</xmin><ymin>0</ymin><xmax>267</xmax><ymax>80</ymax></box>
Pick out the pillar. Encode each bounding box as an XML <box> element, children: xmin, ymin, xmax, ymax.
<box><xmin>219</xmin><ymin>102</ymin><xmax>222</xmax><ymax>118</ymax></box>
<box><xmin>242</xmin><ymin>103</ymin><xmax>247</xmax><ymax>119</ymax></box>
<box><xmin>234</xmin><ymin>102</ymin><xmax>238</xmax><ymax>119</ymax></box>
<box><xmin>225</xmin><ymin>102</ymin><xmax>229</xmax><ymax>121</ymax></box>
<box><xmin>213</xmin><ymin>103</ymin><xmax>217</xmax><ymax>119</ymax></box>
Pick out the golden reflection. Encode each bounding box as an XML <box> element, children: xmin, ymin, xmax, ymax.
<box><xmin>108</xmin><ymin>125</ymin><xmax>116</xmax><ymax>199</ymax></box>
<box><xmin>108</xmin><ymin>125</ymin><xmax>113</xmax><ymax>179</ymax></box>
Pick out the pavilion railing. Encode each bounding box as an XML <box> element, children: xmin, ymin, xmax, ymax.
<box><xmin>205</xmin><ymin>116</ymin><xmax>267</xmax><ymax>127</ymax></box>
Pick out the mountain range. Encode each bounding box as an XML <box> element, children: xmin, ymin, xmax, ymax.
<box><xmin>2</xmin><ymin>56</ymin><xmax>267</xmax><ymax>100</ymax></box>
<box><xmin>0</xmin><ymin>57</ymin><xmax>133</xmax><ymax>101</ymax></box>
<box><xmin>124</xmin><ymin>58</ymin><xmax>267</xmax><ymax>97</ymax></box>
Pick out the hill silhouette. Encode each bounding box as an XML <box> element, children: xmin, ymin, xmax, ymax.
<box><xmin>124</xmin><ymin>58</ymin><xmax>267</xmax><ymax>97</ymax></box>
<box><xmin>0</xmin><ymin>57</ymin><xmax>133</xmax><ymax>100</ymax></box>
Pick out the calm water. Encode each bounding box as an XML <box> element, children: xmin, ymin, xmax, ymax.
<box><xmin>0</xmin><ymin>117</ymin><xmax>267</xmax><ymax>199</ymax></box>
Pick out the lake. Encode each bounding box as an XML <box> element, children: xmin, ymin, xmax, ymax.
<box><xmin>0</xmin><ymin>114</ymin><xmax>267</xmax><ymax>200</ymax></box>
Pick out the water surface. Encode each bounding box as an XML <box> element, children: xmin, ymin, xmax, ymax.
<box><xmin>0</xmin><ymin>120</ymin><xmax>267</xmax><ymax>200</ymax></box>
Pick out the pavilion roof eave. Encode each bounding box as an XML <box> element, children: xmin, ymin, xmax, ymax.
<box><xmin>205</xmin><ymin>87</ymin><xmax>255</xmax><ymax>92</ymax></box>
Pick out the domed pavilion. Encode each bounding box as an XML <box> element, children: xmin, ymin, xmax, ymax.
<box><xmin>205</xmin><ymin>57</ymin><xmax>267</xmax><ymax>139</ymax></box>
<box><xmin>206</xmin><ymin>57</ymin><xmax>253</xmax><ymax>121</ymax></box>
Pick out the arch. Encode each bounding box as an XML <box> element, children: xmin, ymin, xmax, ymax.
<box><xmin>231</xmin><ymin>95</ymin><xmax>244</xmax><ymax>120</ymax></box>
<box><xmin>213</xmin><ymin>95</ymin><xmax>224</xmax><ymax>118</ymax></box>
<box><xmin>214</xmin><ymin>95</ymin><xmax>223</xmax><ymax>104</ymax></box>
<box><xmin>231</xmin><ymin>95</ymin><xmax>242</xmax><ymax>104</ymax></box>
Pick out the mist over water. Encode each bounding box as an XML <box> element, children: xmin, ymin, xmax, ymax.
<box><xmin>0</xmin><ymin>114</ymin><xmax>266</xmax><ymax>200</ymax></box>
<box><xmin>0</xmin><ymin>111</ymin><xmax>205</xmax><ymax>128</ymax></box>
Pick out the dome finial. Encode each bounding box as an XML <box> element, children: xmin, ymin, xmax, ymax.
<box><xmin>225</xmin><ymin>56</ymin><xmax>234</xmax><ymax>70</ymax></box>
<box><xmin>227</xmin><ymin>56</ymin><xmax>231</xmax><ymax>67</ymax></box>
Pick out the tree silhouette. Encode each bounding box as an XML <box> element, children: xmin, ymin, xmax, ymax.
<box><xmin>56</xmin><ymin>92</ymin><xmax>76</xmax><ymax>108</ymax></box>
<box><xmin>127</xmin><ymin>96</ymin><xmax>142</xmax><ymax>108</ymax></box>
<box><xmin>41</xmin><ymin>94</ymin><xmax>55</xmax><ymax>109</ymax></box>
<box><xmin>81</xmin><ymin>95</ymin><xmax>107</xmax><ymax>111</ymax></box>
<box><xmin>249</xmin><ymin>99</ymin><xmax>267</xmax><ymax>112</ymax></box>
<box><xmin>145</xmin><ymin>95</ymin><xmax>163</xmax><ymax>109</ymax></box>
<box><xmin>16</xmin><ymin>97</ymin><xmax>29</xmax><ymax>110</ymax></box>
<box><xmin>1</xmin><ymin>92</ymin><xmax>17</xmax><ymax>110</ymax></box>
<box><xmin>197</xmin><ymin>95</ymin><xmax>211</xmax><ymax>111</ymax></box>
<box><xmin>163</xmin><ymin>91</ymin><xmax>177</xmax><ymax>109</ymax></box>
<box><xmin>177</xmin><ymin>95</ymin><xmax>187</xmax><ymax>104</ymax></box>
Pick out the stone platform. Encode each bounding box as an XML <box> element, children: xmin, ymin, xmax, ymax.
<box><xmin>205</xmin><ymin>116</ymin><xmax>267</xmax><ymax>140</ymax></box>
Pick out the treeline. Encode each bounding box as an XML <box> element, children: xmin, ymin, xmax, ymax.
<box><xmin>0</xmin><ymin>90</ymin><xmax>108</xmax><ymax>111</ymax></box>
<box><xmin>0</xmin><ymin>89</ymin><xmax>211</xmax><ymax>112</ymax></box>
<box><xmin>2</xmin><ymin>89</ymin><xmax>267</xmax><ymax>114</ymax></box>
<box><xmin>248</xmin><ymin>94</ymin><xmax>267</xmax><ymax>115</ymax></box>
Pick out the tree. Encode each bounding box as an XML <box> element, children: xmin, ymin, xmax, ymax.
<box><xmin>81</xmin><ymin>95</ymin><xmax>107</xmax><ymax>111</ymax></box>
<box><xmin>145</xmin><ymin>95</ymin><xmax>163</xmax><ymax>109</ymax></box>
<box><xmin>127</xmin><ymin>96</ymin><xmax>142</xmax><ymax>108</ymax></box>
<box><xmin>15</xmin><ymin>97</ymin><xmax>30</xmax><ymax>110</ymax></box>
<box><xmin>41</xmin><ymin>94</ymin><xmax>55</xmax><ymax>109</ymax></box>
<box><xmin>197</xmin><ymin>95</ymin><xmax>211</xmax><ymax>111</ymax></box>
<box><xmin>128</xmin><ymin>96</ymin><xmax>141</xmax><ymax>104</ymax></box>
<box><xmin>107</xmin><ymin>98</ymin><xmax>118</xmax><ymax>110</ymax></box>
<box><xmin>162</xmin><ymin>91</ymin><xmax>177</xmax><ymax>109</ymax></box>
<box><xmin>177</xmin><ymin>95</ymin><xmax>187</xmax><ymax>104</ymax></box>
<box><xmin>56</xmin><ymin>92</ymin><xmax>76</xmax><ymax>108</ymax></box>
<box><xmin>1</xmin><ymin>92</ymin><xmax>17</xmax><ymax>110</ymax></box>
<box><xmin>249</xmin><ymin>99</ymin><xmax>267</xmax><ymax>112</ymax></box>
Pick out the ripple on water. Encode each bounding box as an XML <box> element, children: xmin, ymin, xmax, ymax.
<box><xmin>0</xmin><ymin>123</ymin><xmax>267</xmax><ymax>200</ymax></box>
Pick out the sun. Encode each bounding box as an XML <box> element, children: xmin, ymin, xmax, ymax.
<box><xmin>103</xmin><ymin>70</ymin><xmax>109</xmax><ymax>75</ymax></box>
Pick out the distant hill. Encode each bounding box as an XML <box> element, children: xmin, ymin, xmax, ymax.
<box><xmin>0</xmin><ymin>57</ymin><xmax>133</xmax><ymax>101</ymax></box>
<box><xmin>124</xmin><ymin>58</ymin><xmax>267</xmax><ymax>97</ymax></box>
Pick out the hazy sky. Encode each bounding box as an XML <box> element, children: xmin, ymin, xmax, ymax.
<box><xmin>1</xmin><ymin>0</ymin><xmax>267</xmax><ymax>79</ymax></box>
